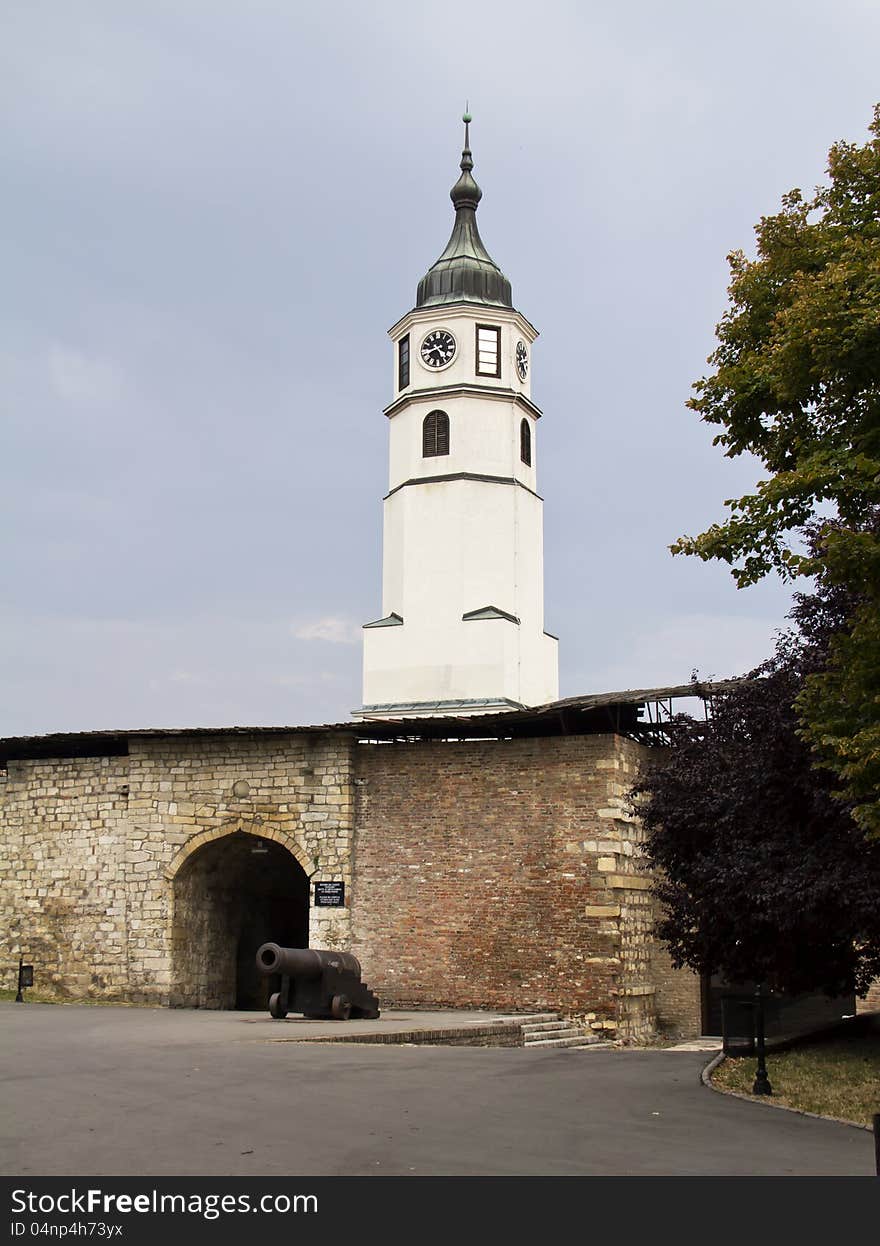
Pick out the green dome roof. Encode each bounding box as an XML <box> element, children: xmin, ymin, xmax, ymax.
<box><xmin>416</xmin><ymin>118</ymin><xmax>512</xmax><ymax>309</ymax></box>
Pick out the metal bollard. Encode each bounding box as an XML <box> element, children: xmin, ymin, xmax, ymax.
<box><xmin>15</xmin><ymin>957</ymin><xmax>34</xmax><ymax>1003</ymax></box>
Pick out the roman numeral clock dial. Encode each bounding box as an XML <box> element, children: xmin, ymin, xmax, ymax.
<box><xmin>516</xmin><ymin>339</ymin><xmax>529</xmax><ymax>381</ymax></box>
<box><xmin>420</xmin><ymin>329</ymin><xmax>456</xmax><ymax>369</ymax></box>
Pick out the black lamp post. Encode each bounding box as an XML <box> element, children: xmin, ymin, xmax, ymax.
<box><xmin>752</xmin><ymin>983</ymin><xmax>773</xmax><ymax>1095</ymax></box>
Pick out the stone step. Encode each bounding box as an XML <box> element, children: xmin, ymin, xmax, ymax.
<box><xmin>523</xmin><ymin>1032</ymin><xmax>575</xmax><ymax>1042</ymax></box>
<box><xmin>492</xmin><ymin>1013</ymin><xmax>600</xmax><ymax>1050</ymax></box>
<box><xmin>493</xmin><ymin>1013</ymin><xmax>559</xmax><ymax>1025</ymax></box>
<box><xmin>524</xmin><ymin>1035</ymin><xmax>595</xmax><ymax>1049</ymax></box>
<box><xmin>523</xmin><ymin>1028</ymin><xmax>583</xmax><ymax>1042</ymax></box>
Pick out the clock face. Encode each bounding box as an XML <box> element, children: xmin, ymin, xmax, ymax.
<box><xmin>516</xmin><ymin>340</ymin><xmax>529</xmax><ymax>382</ymax></box>
<box><xmin>420</xmin><ymin>329</ymin><xmax>456</xmax><ymax>369</ymax></box>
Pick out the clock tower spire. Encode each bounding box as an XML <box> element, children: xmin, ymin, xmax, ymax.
<box><xmin>356</xmin><ymin>116</ymin><xmax>559</xmax><ymax>719</ymax></box>
<box><xmin>416</xmin><ymin>114</ymin><xmax>511</xmax><ymax>310</ymax></box>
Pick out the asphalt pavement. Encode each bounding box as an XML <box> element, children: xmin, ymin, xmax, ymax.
<box><xmin>1</xmin><ymin>1003</ymin><xmax>873</xmax><ymax>1176</ymax></box>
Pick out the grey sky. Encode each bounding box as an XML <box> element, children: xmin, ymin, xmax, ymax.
<box><xmin>3</xmin><ymin>1</ymin><xmax>878</xmax><ymax>734</ymax></box>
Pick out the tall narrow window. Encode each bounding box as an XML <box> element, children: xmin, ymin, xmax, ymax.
<box><xmin>520</xmin><ymin>418</ymin><xmax>532</xmax><ymax>466</ymax></box>
<box><xmin>422</xmin><ymin>410</ymin><xmax>449</xmax><ymax>457</ymax></box>
<box><xmin>398</xmin><ymin>334</ymin><xmax>410</xmax><ymax>390</ymax></box>
<box><xmin>475</xmin><ymin>324</ymin><xmax>501</xmax><ymax>378</ymax></box>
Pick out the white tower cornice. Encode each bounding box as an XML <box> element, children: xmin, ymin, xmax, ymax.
<box><xmin>388</xmin><ymin>303</ymin><xmax>539</xmax><ymax>343</ymax></box>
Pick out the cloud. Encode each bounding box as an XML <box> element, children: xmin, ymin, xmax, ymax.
<box><xmin>47</xmin><ymin>345</ymin><xmax>123</xmax><ymax>406</ymax></box>
<box><xmin>291</xmin><ymin>617</ymin><xmax>360</xmax><ymax>645</ymax></box>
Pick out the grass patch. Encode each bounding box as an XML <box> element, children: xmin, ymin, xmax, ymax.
<box><xmin>712</xmin><ymin>1031</ymin><xmax>880</xmax><ymax>1127</ymax></box>
<box><xmin>0</xmin><ymin>989</ymin><xmax>151</xmax><ymax>1007</ymax></box>
<box><xmin>0</xmin><ymin>988</ymin><xmax>59</xmax><ymax>1004</ymax></box>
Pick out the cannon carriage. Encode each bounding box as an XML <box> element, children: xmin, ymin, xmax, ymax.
<box><xmin>255</xmin><ymin>943</ymin><xmax>380</xmax><ymax>1021</ymax></box>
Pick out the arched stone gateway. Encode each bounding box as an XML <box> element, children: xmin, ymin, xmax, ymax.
<box><xmin>170</xmin><ymin>831</ymin><xmax>309</xmax><ymax>1009</ymax></box>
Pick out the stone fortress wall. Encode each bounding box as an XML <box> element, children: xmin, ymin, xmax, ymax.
<box><xmin>0</xmin><ymin>726</ymin><xmax>710</xmax><ymax>1041</ymax></box>
<box><xmin>0</xmin><ymin>733</ymin><xmax>355</xmax><ymax>1009</ymax></box>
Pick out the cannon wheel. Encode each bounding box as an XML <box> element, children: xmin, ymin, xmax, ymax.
<box><xmin>268</xmin><ymin>992</ymin><xmax>288</xmax><ymax>1020</ymax></box>
<box><xmin>331</xmin><ymin>994</ymin><xmax>351</xmax><ymax>1021</ymax></box>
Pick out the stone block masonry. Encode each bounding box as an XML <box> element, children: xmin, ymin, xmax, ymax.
<box><xmin>0</xmin><ymin>725</ymin><xmax>710</xmax><ymax>1039</ymax></box>
<box><xmin>0</xmin><ymin>755</ymin><xmax>130</xmax><ymax>1000</ymax></box>
<box><xmin>0</xmin><ymin>732</ymin><xmax>356</xmax><ymax>1007</ymax></box>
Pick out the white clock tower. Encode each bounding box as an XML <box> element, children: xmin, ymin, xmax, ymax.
<box><xmin>357</xmin><ymin>116</ymin><xmax>559</xmax><ymax>719</ymax></box>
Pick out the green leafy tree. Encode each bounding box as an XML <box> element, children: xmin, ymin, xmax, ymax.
<box><xmin>794</xmin><ymin>517</ymin><xmax>880</xmax><ymax>837</ymax></box>
<box><xmin>672</xmin><ymin>106</ymin><xmax>880</xmax><ymax>835</ymax></box>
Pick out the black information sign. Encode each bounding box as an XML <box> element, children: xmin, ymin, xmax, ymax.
<box><xmin>314</xmin><ymin>881</ymin><xmax>345</xmax><ymax>907</ymax></box>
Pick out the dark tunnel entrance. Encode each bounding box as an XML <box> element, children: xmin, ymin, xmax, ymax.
<box><xmin>171</xmin><ymin>833</ymin><xmax>310</xmax><ymax>1009</ymax></box>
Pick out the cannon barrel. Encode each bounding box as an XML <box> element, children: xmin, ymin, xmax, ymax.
<box><xmin>256</xmin><ymin>943</ymin><xmax>362</xmax><ymax>981</ymax></box>
<box><xmin>255</xmin><ymin>943</ymin><xmax>378</xmax><ymax>1020</ymax></box>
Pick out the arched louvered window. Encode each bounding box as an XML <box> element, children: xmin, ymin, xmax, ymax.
<box><xmin>423</xmin><ymin>410</ymin><xmax>450</xmax><ymax>458</ymax></box>
<box><xmin>520</xmin><ymin>418</ymin><xmax>532</xmax><ymax>466</ymax></box>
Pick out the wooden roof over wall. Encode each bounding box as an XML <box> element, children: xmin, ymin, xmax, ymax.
<box><xmin>0</xmin><ymin>681</ymin><xmax>742</xmax><ymax>764</ymax></box>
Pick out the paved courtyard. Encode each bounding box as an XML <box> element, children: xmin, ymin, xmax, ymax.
<box><xmin>1</xmin><ymin>1003</ymin><xmax>873</xmax><ymax>1176</ymax></box>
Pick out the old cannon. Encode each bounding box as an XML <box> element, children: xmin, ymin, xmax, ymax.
<box><xmin>255</xmin><ymin>943</ymin><xmax>380</xmax><ymax>1021</ymax></box>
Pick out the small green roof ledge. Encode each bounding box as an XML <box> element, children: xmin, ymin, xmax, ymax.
<box><xmin>415</xmin><ymin>114</ymin><xmax>513</xmax><ymax>309</ymax></box>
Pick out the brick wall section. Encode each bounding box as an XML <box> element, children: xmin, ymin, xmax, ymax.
<box><xmin>857</xmin><ymin>979</ymin><xmax>880</xmax><ymax>1014</ymax></box>
<box><xmin>649</xmin><ymin>939</ymin><xmax>703</xmax><ymax>1037</ymax></box>
<box><xmin>0</xmin><ymin>733</ymin><xmax>355</xmax><ymax>1005</ymax></box>
<box><xmin>351</xmin><ymin>733</ymin><xmax>657</xmax><ymax>1041</ymax></box>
